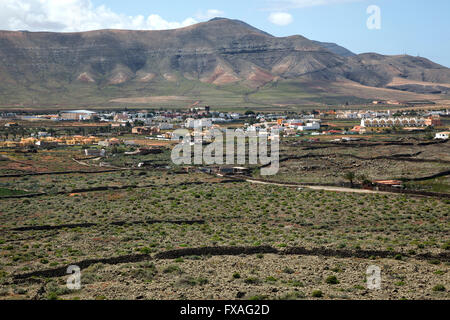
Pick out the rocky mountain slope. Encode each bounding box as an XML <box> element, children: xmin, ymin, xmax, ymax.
<box><xmin>0</xmin><ymin>18</ymin><xmax>449</xmax><ymax>107</ymax></box>
<box><xmin>312</xmin><ymin>41</ymin><xmax>356</xmax><ymax>57</ymax></box>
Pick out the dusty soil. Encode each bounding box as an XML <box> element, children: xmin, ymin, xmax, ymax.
<box><xmin>110</xmin><ymin>96</ymin><xmax>194</xmax><ymax>104</ymax></box>
<box><xmin>3</xmin><ymin>254</ymin><xmax>448</xmax><ymax>300</ymax></box>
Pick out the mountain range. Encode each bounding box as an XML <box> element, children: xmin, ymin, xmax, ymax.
<box><xmin>1</xmin><ymin>17</ymin><xmax>449</xmax><ymax>109</ymax></box>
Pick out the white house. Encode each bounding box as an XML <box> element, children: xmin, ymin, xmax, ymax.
<box><xmin>61</xmin><ymin>110</ymin><xmax>98</xmax><ymax>121</ymax></box>
<box><xmin>337</xmin><ymin>111</ymin><xmax>359</xmax><ymax>119</ymax></box>
<box><xmin>211</xmin><ymin>118</ymin><xmax>228</xmax><ymax>123</ymax></box>
<box><xmin>435</xmin><ymin>132</ymin><xmax>450</xmax><ymax>140</ymax></box>
<box><xmin>85</xmin><ymin>149</ymin><xmax>106</xmax><ymax>157</ymax></box>
<box><xmin>229</xmin><ymin>113</ymin><xmax>241</xmax><ymax>120</ymax></box>
<box><xmin>158</xmin><ymin>123</ymin><xmax>174</xmax><ymax>130</ymax></box>
<box><xmin>185</xmin><ymin>118</ymin><xmax>212</xmax><ymax>129</ymax></box>
<box><xmin>298</xmin><ymin>121</ymin><xmax>321</xmax><ymax>131</ymax></box>
<box><xmin>361</xmin><ymin>117</ymin><xmax>426</xmax><ymax>128</ymax></box>
<box><xmin>38</xmin><ymin>132</ymin><xmax>50</xmax><ymax>137</ymax></box>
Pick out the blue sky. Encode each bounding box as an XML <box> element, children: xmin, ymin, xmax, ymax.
<box><xmin>94</xmin><ymin>0</ymin><xmax>450</xmax><ymax>67</ymax></box>
<box><xmin>2</xmin><ymin>0</ymin><xmax>449</xmax><ymax>66</ymax></box>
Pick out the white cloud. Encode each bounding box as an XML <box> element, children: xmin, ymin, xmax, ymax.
<box><xmin>0</xmin><ymin>0</ymin><xmax>203</xmax><ymax>32</ymax></box>
<box><xmin>195</xmin><ymin>9</ymin><xmax>225</xmax><ymax>21</ymax></box>
<box><xmin>268</xmin><ymin>12</ymin><xmax>293</xmax><ymax>26</ymax></box>
<box><xmin>267</xmin><ymin>0</ymin><xmax>362</xmax><ymax>10</ymax></box>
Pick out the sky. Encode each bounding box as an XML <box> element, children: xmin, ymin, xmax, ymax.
<box><xmin>1</xmin><ymin>0</ymin><xmax>449</xmax><ymax>67</ymax></box>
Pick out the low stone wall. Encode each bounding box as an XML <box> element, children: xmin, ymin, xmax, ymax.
<box><xmin>13</xmin><ymin>245</ymin><xmax>449</xmax><ymax>282</ymax></box>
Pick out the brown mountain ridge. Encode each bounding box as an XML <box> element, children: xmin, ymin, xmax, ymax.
<box><xmin>0</xmin><ymin>18</ymin><xmax>449</xmax><ymax>107</ymax></box>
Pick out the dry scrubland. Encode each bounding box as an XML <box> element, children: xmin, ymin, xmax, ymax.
<box><xmin>256</xmin><ymin>139</ymin><xmax>450</xmax><ymax>193</ymax></box>
<box><xmin>0</xmin><ymin>169</ymin><xmax>448</xmax><ymax>300</ymax></box>
<box><xmin>0</xmin><ymin>149</ymin><xmax>96</xmax><ymax>175</ymax></box>
<box><xmin>0</xmin><ymin>137</ymin><xmax>449</xmax><ymax>300</ymax></box>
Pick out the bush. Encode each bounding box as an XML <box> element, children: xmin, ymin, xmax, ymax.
<box><xmin>279</xmin><ymin>291</ymin><xmax>305</xmax><ymax>300</ymax></box>
<box><xmin>131</xmin><ymin>264</ymin><xmax>157</xmax><ymax>281</ymax></box>
<box><xmin>232</xmin><ymin>272</ymin><xmax>241</xmax><ymax>279</ymax></box>
<box><xmin>283</xmin><ymin>267</ymin><xmax>295</xmax><ymax>274</ymax></box>
<box><xmin>432</xmin><ymin>284</ymin><xmax>445</xmax><ymax>292</ymax></box>
<box><xmin>139</xmin><ymin>247</ymin><xmax>152</xmax><ymax>254</ymax></box>
<box><xmin>196</xmin><ymin>277</ymin><xmax>209</xmax><ymax>286</ymax></box>
<box><xmin>47</xmin><ymin>292</ymin><xmax>58</xmax><ymax>300</ymax></box>
<box><xmin>178</xmin><ymin>276</ymin><xmax>208</xmax><ymax>286</ymax></box>
<box><xmin>312</xmin><ymin>290</ymin><xmax>323</xmax><ymax>298</ymax></box>
<box><xmin>248</xmin><ymin>295</ymin><xmax>268</xmax><ymax>301</ymax></box>
<box><xmin>163</xmin><ymin>265</ymin><xmax>182</xmax><ymax>274</ymax></box>
<box><xmin>265</xmin><ymin>276</ymin><xmax>277</xmax><ymax>283</ymax></box>
<box><xmin>244</xmin><ymin>277</ymin><xmax>260</xmax><ymax>284</ymax></box>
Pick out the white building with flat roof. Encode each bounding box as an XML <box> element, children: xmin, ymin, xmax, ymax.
<box><xmin>361</xmin><ymin>117</ymin><xmax>426</xmax><ymax>128</ymax></box>
<box><xmin>60</xmin><ymin>110</ymin><xmax>97</xmax><ymax>121</ymax></box>
<box><xmin>185</xmin><ymin>118</ymin><xmax>213</xmax><ymax>129</ymax></box>
<box><xmin>435</xmin><ymin>132</ymin><xmax>450</xmax><ymax>140</ymax></box>
<box><xmin>297</xmin><ymin>121</ymin><xmax>321</xmax><ymax>131</ymax></box>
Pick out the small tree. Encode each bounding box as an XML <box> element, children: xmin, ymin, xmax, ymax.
<box><xmin>424</xmin><ymin>132</ymin><xmax>434</xmax><ymax>140</ymax></box>
<box><xmin>344</xmin><ymin>171</ymin><xmax>356</xmax><ymax>187</ymax></box>
<box><xmin>358</xmin><ymin>174</ymin><xmax>371</xmax><ymax>186</ymax></box>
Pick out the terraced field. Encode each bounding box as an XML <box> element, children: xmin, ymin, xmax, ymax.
<box><xmin>254</xmin><ymin>139</ymin><xmax>450</xmax><ymax>193</ymax></box>
<box><xmin>0</xmin><ymin>170</ymin><xmax>448</xmax><ymax>300</ymax></box>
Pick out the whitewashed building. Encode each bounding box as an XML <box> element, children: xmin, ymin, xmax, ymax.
<box><xmin>298</xmin><ymin>121</ymin><xmax>321</xmax><ymax>131</ymax></box>
<box><xmin>361</xmin><ymin>117</ymin><xmax>426</xmax><ymax>128</ymax></box>
<box><xmin>85</xmin><ymin>149</ymin><xmax>106</xmax><ymax>157</ymax></box>
<box><xmin>435</xmin><ymin>132</ymin><xmax>450</xmax><ymax>140</ymax></box>
<box><xmin>185</xmin><ymin>118</ymin><xmax>213</xmax><ymax>129</ymax></box>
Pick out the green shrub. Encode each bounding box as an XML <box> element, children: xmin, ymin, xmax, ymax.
<box><xmin>312</xmin><ymin>290</ymin><xmax>323</xmax><ymax>298</ymax></box>
<box><xmin>279</xmin><ymin>291</ymin><xmax>305</xmax><ymax>300</ymax></box>
<box><xmin>178</xmin><ymin>276</ymin><xmax>208</xmax><ymax>286</ymax></box>
<box><xmin>163</xmin><ymin>265</ymin><xmax>182</xmax><ymax>274</ymax></box>
<box><xmin>139</xmin><ymin>247</ymin><xmax>152</xmax><ymax>254</ymax></box>
<box><xmin>289</xmin><ymin>280</ymin><xmax>304</xmax><ymax>287</ymax></box>
<box><xmin>326</xmin><ymin>275</ymin><xmax>339</xmax><ymax>284</ymax></box>
<box><xmin>432</xmin><ymin>284</ymin><xmax>445</xmax><ymax>292</ymax></box>
<box><xmin>131</xmin><ymin>264</ymin><xmax>157</xmax><ymax>281</ymax></box>
<box><xmin>283</xmin><ymin>267</ymin><xmax>295</xmax><ymax>274</ymax></box>
<box><xmin>265</xmin><ymin>276</ymin><xmax>277</xmax><ymax>283</ymax></box>
<box><xmin>248</xmin><ymin>295</ymin><xmax>268</xmax><ymax>301</ymax></box>
<box><xmin>244</xmin><ymin>277</ymin><xmax>260</xmax><ymax>284</ymax></box>
<box><xmin>47</xmin><ymin>292</ymin><xmax>58</xmax><ymax>300</ymax></box>
<box><xmin>196</xmin><ymin>277</ymin><xmax>209</xmax><ymax>286</ymax></box>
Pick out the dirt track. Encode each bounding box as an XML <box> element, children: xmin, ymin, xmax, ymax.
<box><xmin>245</xmin><ymin>179</ymin><xmax>394</xmax><ymax>195</ymax></box>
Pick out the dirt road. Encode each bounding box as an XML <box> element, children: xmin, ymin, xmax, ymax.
<box><xmin>245</xmin><ymin>179</ymin><xmax>394</xmax><ymax>195</ymax></box>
